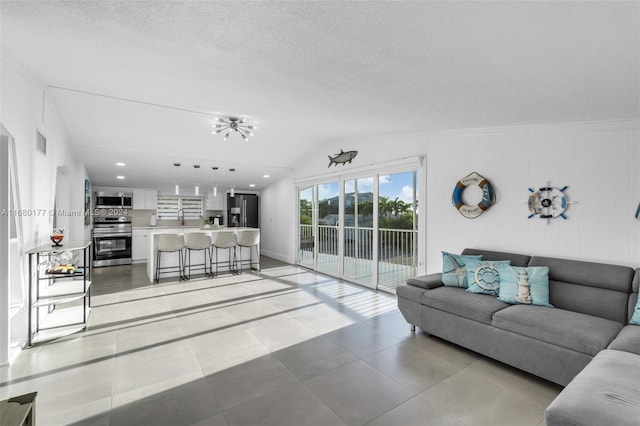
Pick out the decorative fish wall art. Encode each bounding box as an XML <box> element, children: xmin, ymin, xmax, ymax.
<box><xmin>328</xmin><ymin>149</ymin><xmax>358</xmax><ymax>167</ymax></box>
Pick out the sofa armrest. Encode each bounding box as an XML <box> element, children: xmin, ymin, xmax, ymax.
<box><xmin>406</xmin><ymin>273</ymin><xmax>443</xmax><ymax>290</ymax></box>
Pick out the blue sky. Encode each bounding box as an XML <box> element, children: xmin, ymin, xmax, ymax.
<box><xmin>310</xmin><ymin>171</ymin><xmax>417</xmax><ymax>203</ymax></box>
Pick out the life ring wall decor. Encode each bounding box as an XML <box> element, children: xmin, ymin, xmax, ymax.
<box><xmin>452</xmin><ymin>172</ymin><xmax>496</xmax><ymax>219</ymax></box>
<box><xmin>527</xmin><ymin>185</ymin><xmax>571</xmax><ymax>220</ymax></box>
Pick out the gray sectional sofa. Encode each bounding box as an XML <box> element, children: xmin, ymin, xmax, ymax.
<box><xmin>396</xmin><ymin>248</ymin><xmax>640</xmax><ymax>426</ymax></box>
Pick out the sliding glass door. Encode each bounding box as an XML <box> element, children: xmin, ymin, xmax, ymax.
<box><xmin>343</xmin><ymin>177</ymin><xmax>376</xmax><ymax>288</ymax></box>
<box><xmin>297</xmin><ymin>168</ymin><xmax>419</xmax><ymax>293</ymax></box>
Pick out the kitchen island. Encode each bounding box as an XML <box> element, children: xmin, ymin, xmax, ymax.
<box><xmin>145</xmin><ymin>227</ymin><xmax>259</xmax><ymax>282</ymax></box>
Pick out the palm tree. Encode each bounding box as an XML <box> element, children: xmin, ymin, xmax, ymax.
<box><xmin>389</xmin><ymin>197</ymin><xmax>407</xmax><ymax>217</ymax></box>
<box><xmin>378</xmin><ymin>196</ymin><xmax>391</xmax><ymax>217</ymax></box>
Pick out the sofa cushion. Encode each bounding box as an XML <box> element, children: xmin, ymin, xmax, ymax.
<box><xmin>608</xmin><ymin>325</ymin><xmax>640</xmax><ymax>356</ymax></box>
<box><xmin>493</xmin><ymin>305</ymin><xmax>623</xmax><ymax>356</ymax></box>
<box><xmin>529</xmin><ymin>256</ymin><xmax>634</xmax><ymax>324</ymax></box>
<box><xmin>545</xmin><ymin>349</ymin><xmax>640</xmax><ymax>426</ymax></box>
<box><xmin>406</xmin><ymin>273</ymin><xmax>443</xmax><ymax>290</ymax></box>
<box><xmin>441</xmin><ymin>251</ymin><xmax>482</xmax><ymax>288</ymax></box>
<box><xmin>465</xmin><ymin>259</ymin><xmax>511</xmax><ymax>296</ymax></box>
<box><xmin>421</xmin><ymin>286</ymin><xmax>509</xmax><ymax>325</ymax></box>
<box><xmin>496</xmin><ymin>265</ymin><xmax>552</xmax><ymax>307</ymax></box>
<box><xmin>462</xmin><ymin>248</ymin><xmax>530</xmax><ymax>267</ymax></box>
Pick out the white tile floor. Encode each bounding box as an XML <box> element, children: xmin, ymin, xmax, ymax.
<box><xmin>0</xmin><ymin>259</ymin><xmax>561</xmax><ymax>425</ymax></box>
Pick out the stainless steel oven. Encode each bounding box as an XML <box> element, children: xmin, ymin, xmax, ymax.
<box><xmin>93</xmin><ymin>216</ymin><xmax>132</xmax><ymax>267</ymax></box>
<box><xmin>95</xmin><ymin>191</ymin><xmax>133</xmax><ymax>209</ymax></box>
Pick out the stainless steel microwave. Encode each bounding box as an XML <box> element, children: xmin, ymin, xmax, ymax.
<box><xmin>95</xmin><ymin>191</ymin><xmax>133</xmax><ymax>209</ymax></box>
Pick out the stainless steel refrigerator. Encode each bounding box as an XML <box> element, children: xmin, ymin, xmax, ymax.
<box><xmin>227</xmin><ymin>193</ymin><xmax>259</xmax><ymax>227</ymax></box>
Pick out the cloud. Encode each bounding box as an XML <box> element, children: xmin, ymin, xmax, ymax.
<box><xmin>379</xmin><ymin>175</ymin><xmax>392</xmax><ymax>184</ymax></box>
<box><xmin>318</xmin><ymin>183</ymin><xmax>338</xmax><ymax>200</ymax></box>
<box><xmin>398</xmin><ymin>185</ymin><xmax>414</xmax><ymax>203</ymax></box>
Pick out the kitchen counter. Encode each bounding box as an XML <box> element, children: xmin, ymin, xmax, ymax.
<box><xmin>146</xmin><ymin>227</ymin><xmax>259</xmax><ymax>282</ymax></box>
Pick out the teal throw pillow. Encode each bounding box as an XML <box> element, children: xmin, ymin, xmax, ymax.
<box><xmin>465</xmin><ymin>259</ymin><xmax>511</xmax><ymax>295</ymax></box>
<box><xmin>496</xmin><ymin>264</ymin><xmax>553</xmax><ymax>307</ymax></box>
<box><xmin>441</xmin><ymin>251</ymin><xmax>483</xmax><ymax>288</ymax></box>
<box><xmin>630</xmin><ymin>297</ymin><xmax>640</xmax><ymax>325</ymax></box>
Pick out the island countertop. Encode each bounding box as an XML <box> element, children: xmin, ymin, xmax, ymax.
<box><xmin>146</xmin><ymin>227</ymin><xmax>259</xmax><ymax>282</ymax></box>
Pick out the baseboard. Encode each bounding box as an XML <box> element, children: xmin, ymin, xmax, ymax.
<box><xmin>260</xmin><ymin>249</ymin><xmax>294</xmax><ymax>264</ymax></box>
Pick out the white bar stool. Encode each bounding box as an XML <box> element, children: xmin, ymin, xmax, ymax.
<box><xmin>155</xmin><ymin>234</ymin><xmax>186</xmax><ymax>283</ymax></box>
<box><xmin>184</xmin><ymin>232</ymin><xmax>213</xmax><ymax>279</ymax></box>
<box><xmin>211</xmin><ymin>232</ymin><xmax>238</xmax><ymax>276</ymax></box>
<box><xmin>237</xmin><ymin>229</ymin><xmax>260</xmax><ymax>273</ymax></box>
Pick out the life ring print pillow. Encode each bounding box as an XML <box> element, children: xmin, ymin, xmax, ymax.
<box><xmin>452</xmin><ymin>172</ymin><xmax>496</xmax><ymax>219</ymax></box>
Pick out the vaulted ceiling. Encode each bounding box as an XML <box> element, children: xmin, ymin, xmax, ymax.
<box><xmin>2</xmin><ymin>1</ymin><xmax>638</xmax><ymax>192</ymax></box>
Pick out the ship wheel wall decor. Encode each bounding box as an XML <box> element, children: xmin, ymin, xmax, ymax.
<box><xmin>527</xmin><ymin>183</ymin><xmax>574</xmax><ymax>222</ymax></box>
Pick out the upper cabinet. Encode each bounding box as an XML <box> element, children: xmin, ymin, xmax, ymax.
<box><xmin>206</xmin><ymin>192</ymin><xmax>224</xmax><ymax>210</ymax></box>
<box><xmin>132</xmin><ymin>189</ymin><xmax>158</xmax><ymax>210</ymax></box>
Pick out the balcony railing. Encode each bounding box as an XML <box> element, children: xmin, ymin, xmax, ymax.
<box><xmin>297</xmin><ymin>224</ymin><xmax>418</xmax><ymax>291</ymax></box>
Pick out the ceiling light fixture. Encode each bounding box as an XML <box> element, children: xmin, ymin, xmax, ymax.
<box><xmin>249</xmin><ymin>184</ymin><xmax>255</xmax><ymax>188</ymax></box>
<box><xmin>230</xmin><ymin>185</ymin><xmax>235</xmax><ymax>197</ymax></box>
<box><xmin>195</xmin><ymin>183</ymin><xmax>199</xmax><ymax>196</ymax></box>
<box><xmin>116</xmin><ymin>176</ymin><xmax>125</xmax><ymax>180</ymax></box>
<box><xmin>213</xmin><ymin>117</ymin><xmax>256</xmax><ymax>141</ymax></box>
<box><xmin>175</xmin><ymin>182</ymin><xmax>180</xmax><ymax>195</ymax></box>
<box><xmin>116</xmin><ymin>162</ymin><xmax>125</xmax><ymax>166</ymax></box>
<box><xmin>263</xmin><ymin>174</ymin><xmax>270</xmax><ymax>178</ymax></box>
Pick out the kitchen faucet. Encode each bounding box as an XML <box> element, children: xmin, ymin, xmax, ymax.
<box><xmin>177</xmin><ymin>208</ymin><xmax>184</xmax><ymax>225</ymax></box>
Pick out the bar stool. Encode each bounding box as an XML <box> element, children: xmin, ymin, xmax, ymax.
<box><xmin>155</xmin><ymin>234</ymin><xmax>186</xmax><ymax>283</ymax></box>
<box><xmin>211</xmin><ymin>232</ymin><xmax>238</xmax><ymax>276</ymax></box>
<box><xmin>237</xmin><ymin>229</ymin><xmax>260</xmax><ymax>273</ymax></box>
<box><xmin>184</xmin><ymin>232</ymin><xmax>213</xmax><ymax>279</ymax></box>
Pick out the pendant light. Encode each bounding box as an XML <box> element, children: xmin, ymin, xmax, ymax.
<box><xmin>212</xmin><ymin>166</ymin><xmax>219</xmax><ymax>197</ymax></box>
<box><xmin>195</xmin><ymin>183</ymin><xmax>199</xmax><ymax>196</ymax></box>
<box><xmin>175</xmin><ymin>182</ymin><xmax>180</xmax><ymax>195</ymax></box>
<box><xmin>230</xmin><ymin>185</ymin><xmax>235</xmax><ymax>197</ymax></box>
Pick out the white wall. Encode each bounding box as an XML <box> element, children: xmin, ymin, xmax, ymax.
<box><xmin>1</xmin><ymin>54</ymin><xmax>91</xmax><ymax>247</ymax></box>
<box><xmin>261</xmin><ymin>120</ymin><xmax>640</xmax><ymax>272</ymax></box>
<box><xmin>1</xmin><ymin>53</ymin><xmax>90</xmax><ymax>360</ymax></box>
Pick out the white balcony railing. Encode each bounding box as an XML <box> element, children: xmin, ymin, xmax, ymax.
<box><xmin>298</xmin><ymin>224</ymin><xmax>418</xmax><ymax>291</ymax></box>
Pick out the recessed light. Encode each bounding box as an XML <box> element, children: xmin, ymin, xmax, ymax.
<box><xmin>263</xmin><ymin>174</ymin><xmax>270</xmax><ymax>178</ymax></box>
<box><xmin>229</xmin><ymin>168</ymin><xmax>236</xmax><ymax>172</ymax></box>
<box><xmin>173</xmin><ymin>162</ymin><xmax>181</xmax><ymax>167</ymax></box>
<box><xmin>116</xmin><ymin>176</ymin><xmax>125</xmax><ymax>180</ymax></box>
<box><xmin>115</xmin><ymin>162</ymin><xmax>125</xmax><ymax>167</ymax></box>
<box><xmin>212</xmin><ymin>166</ymin><xmax>219</xmax><ymax>170</ymax></box>
<box><xmin>249</xmin><ymin>184</ymin><xmax>256</xmax><ymax>188</ymax></box>
<box><xmin>194</xmin><ymin>164</ymin><xmax>200</xmax><ymax>168</ymax></box>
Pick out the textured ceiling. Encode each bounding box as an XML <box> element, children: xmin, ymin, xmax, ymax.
<box><xmin>2</xmin><ymin>1</ymin><xmax>639</xmax><ymax>192</ymax></box>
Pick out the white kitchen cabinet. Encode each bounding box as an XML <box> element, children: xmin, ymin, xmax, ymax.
<box><xmin>132</xmin><ymin>189</ymin><xmax>158</xmax><ymax>210</ymax></box>
<box><xmin>132</xmin><ymin>229</ymin><xmax>149</xmax><ymax>262</ymax></box>
<box><xmin>206</xmin><ymin>192</ymin><xmax>224</xmax><ymax>210</ymax></box>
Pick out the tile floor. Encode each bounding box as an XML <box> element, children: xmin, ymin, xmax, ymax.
<box><xmin>0</xmin><ymin>258</ymin><xmax>561</xmax><ymax>425</ymax></box>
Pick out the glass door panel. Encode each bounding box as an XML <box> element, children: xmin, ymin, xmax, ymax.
<box><xmin>316</xmin><ymin>182</ymin><xmax>340</xmax><ymax>276</ymax></box>
<box><xmin>378</xmin><ymin>171</ymin><xmax>419</xmax><ymax>292</ymax></box>
<box><xmin>343</xmin><ymin>177</ymin><xmax>375</xmax><ymax>287</ymax></box>
<box><xmin>298</xmin><ymin>187</ymin><xmax>314</xmax><ymax>268</ymax></box>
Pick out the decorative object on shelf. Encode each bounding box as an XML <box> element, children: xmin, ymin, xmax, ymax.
<box><xmin>213</xmin><ymin>117</ymin><xmax>256</xmax><ymax>141</ymax></box>
<box><xmin>527</xmin><ymin>183</ymin><xmax>573</xmax><ymax>222</ymax></box>
<box><xmin>50</xmin><ymin>228</ymin><xmax>64</xmax><ymax>246</ymax></box>
<box><xmin>451</xmin><ymin>172</ymin><xmax>496</xmax><ymax>219</ymax></box>
<box><xmin>328</xmin><ymin>149</ymin><xmax>358</xmax><ymax>167</ymax></box>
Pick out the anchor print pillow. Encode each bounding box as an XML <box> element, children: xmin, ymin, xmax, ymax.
<box><xmin>441</xmin><ymin>251</ymin><xmax>483</xmax><ymax>288</ymax></box>
<box><xmin>496</xmin><ymin>265</ymin><xmax>552</xmax><ymax>307</ymax></box>
<box><xmin>465</xmin><ymin>259</ymin><xmax>511</xmax><ymax>296</ymax></box>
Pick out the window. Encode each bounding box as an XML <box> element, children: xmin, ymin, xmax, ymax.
<box><xmin>157</xmin><ymin>196</ymin><xmax>203</xmax><ymax>220</ymax></box>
